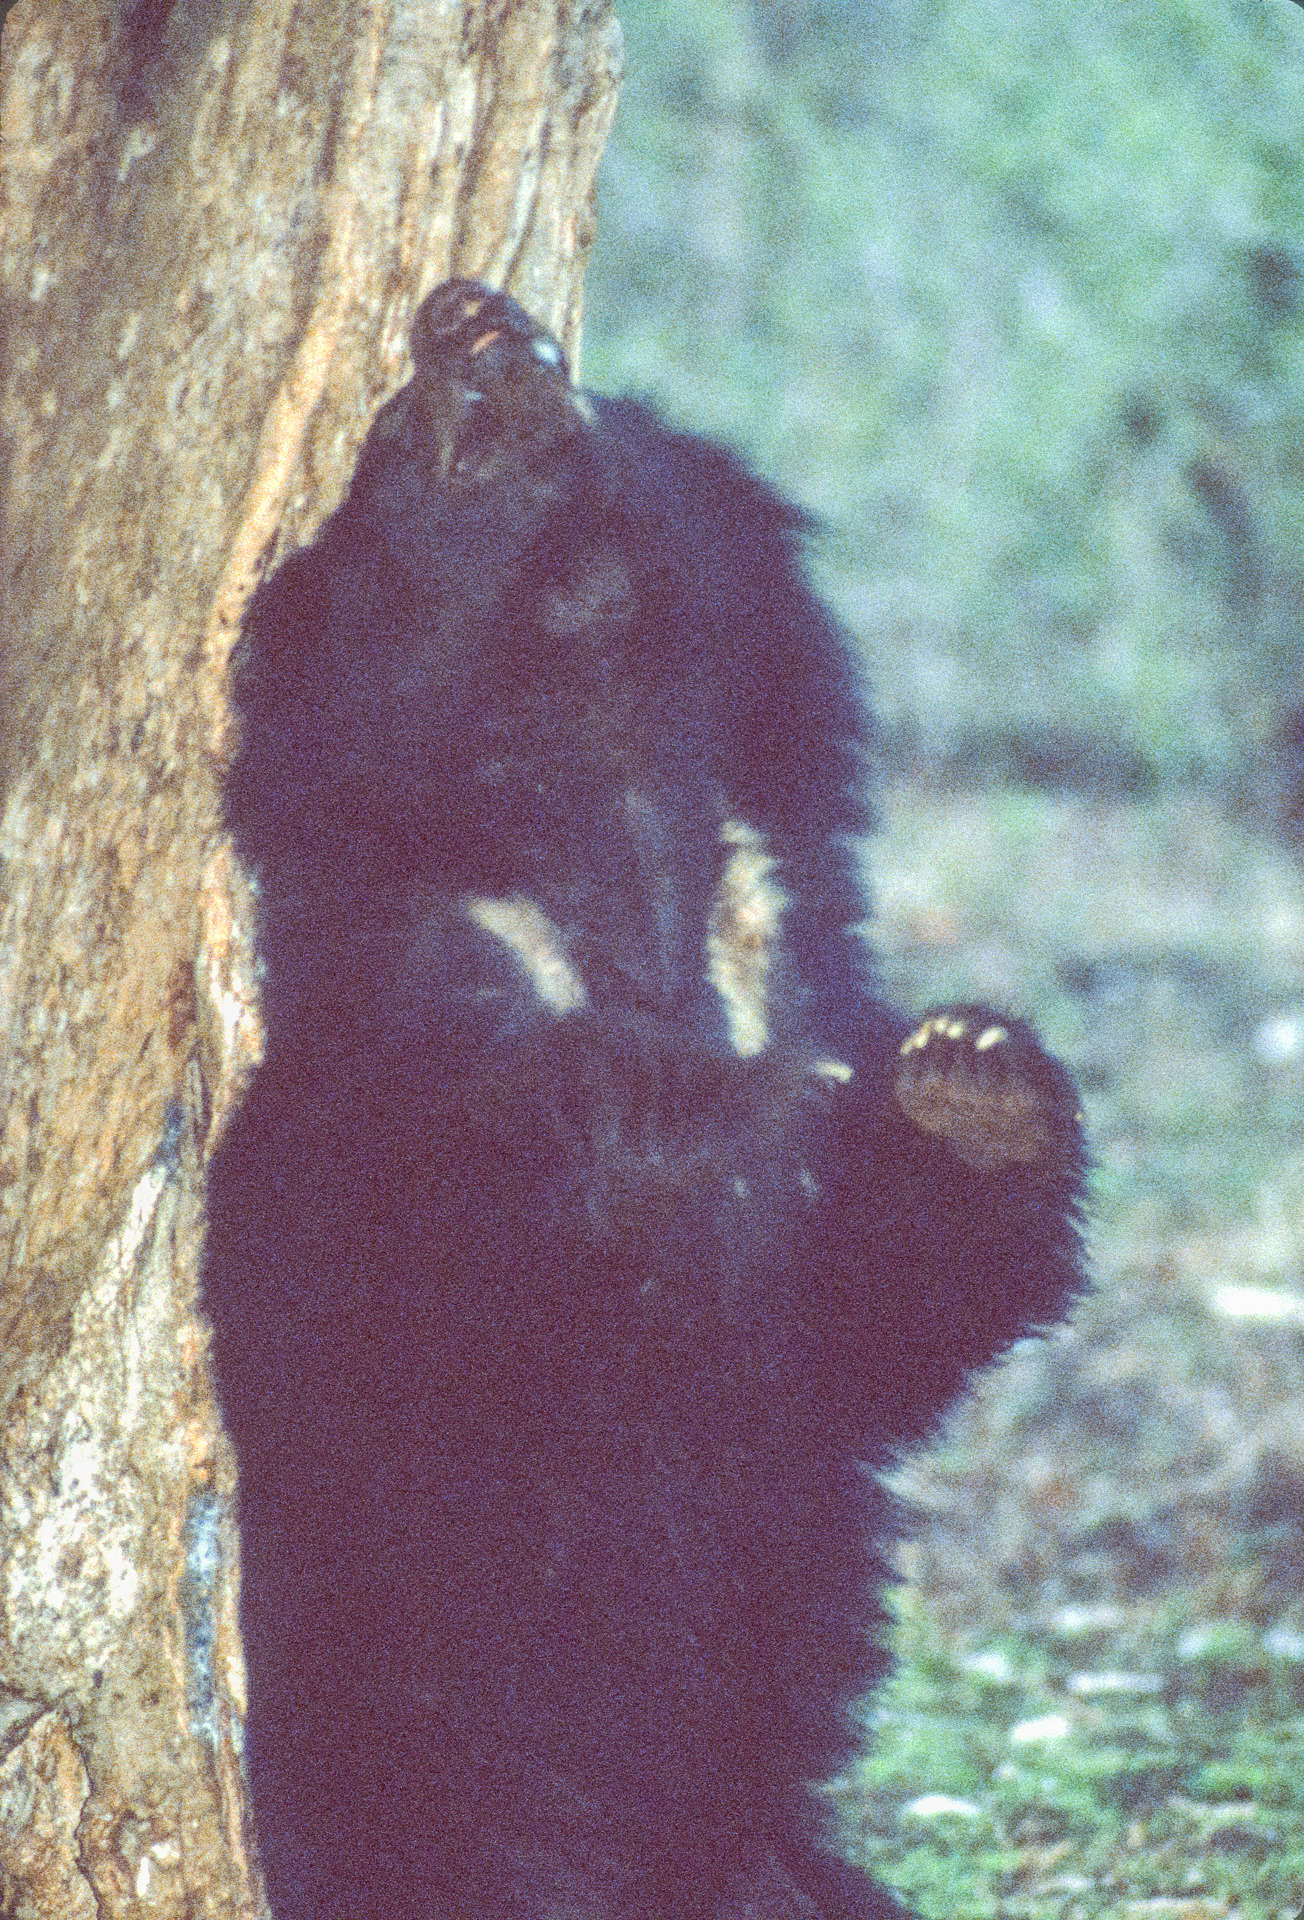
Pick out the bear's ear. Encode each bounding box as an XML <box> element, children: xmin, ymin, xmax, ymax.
<box><xmin>894</xmin><ymin>1004</ymin><xmax>1084</xmax><ymax>1176</ymax></box>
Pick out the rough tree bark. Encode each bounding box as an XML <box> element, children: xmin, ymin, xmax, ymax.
<box><xmin>0</xmin><ymin>2</ymin><xmax>621</xmax><ymax>1912</ymax></box>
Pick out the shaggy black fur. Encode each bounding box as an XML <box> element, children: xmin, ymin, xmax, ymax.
<box><xmin>203</xmin><ymin>280</ymin><xmax>1085</xmax><ymax>1920</ymax></box>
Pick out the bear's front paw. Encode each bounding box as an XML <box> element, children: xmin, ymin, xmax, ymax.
<box><xmin>894</xmin><ymin>1004</ymin><xmax>1082</xmax><ymax>1174</ymax></box>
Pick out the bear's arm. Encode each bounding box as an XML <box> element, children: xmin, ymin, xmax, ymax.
<box><xmin>810</xmin><ymin>1002</ymin><xmax>1086</xmax><ymax>1449</ymax></box>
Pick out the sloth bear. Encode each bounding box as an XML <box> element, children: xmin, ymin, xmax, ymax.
<box><xmin>203</xmin><ymin>280</ymin><xmax>1085</xmax><ymax>1920</ymax></box>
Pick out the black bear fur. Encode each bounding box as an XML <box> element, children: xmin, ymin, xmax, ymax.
<box><xmin>203</xmin><ymin>280</ymin><xmax>1086</xmax><ymax>1920</ymax></box>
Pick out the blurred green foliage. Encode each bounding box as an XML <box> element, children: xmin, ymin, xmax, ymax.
<box><xmin>845</xmin><ymin>1594</ymin><xmax>1304</xmax><ymax>1915</ymax></box>
<box><xmin>584</xmin><ymin>0</ymin><xmax>1304</xmax><ymax>796</ymax></box>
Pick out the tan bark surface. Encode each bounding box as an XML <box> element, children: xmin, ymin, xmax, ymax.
<box><xmin>0</xmin><ymin>2</ymin><xmax>621</xmax><ymax>1911</ymax></box>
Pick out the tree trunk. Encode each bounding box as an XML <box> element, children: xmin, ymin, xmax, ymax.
<box><xmin>0</xmin><ymin>2</ymin><xmax>621</xmax><ymax>1912</ymax></box>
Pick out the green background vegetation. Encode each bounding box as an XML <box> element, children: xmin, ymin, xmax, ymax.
<box><xmin>583</xmin><ymin>1</ymin><xmax>1304</xmax><ymax>1910</ymax></box>
<box><xmin>585</xmin><ymin>0</ymin><xmax>1304</xmax><ymax>796</ymax></box>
